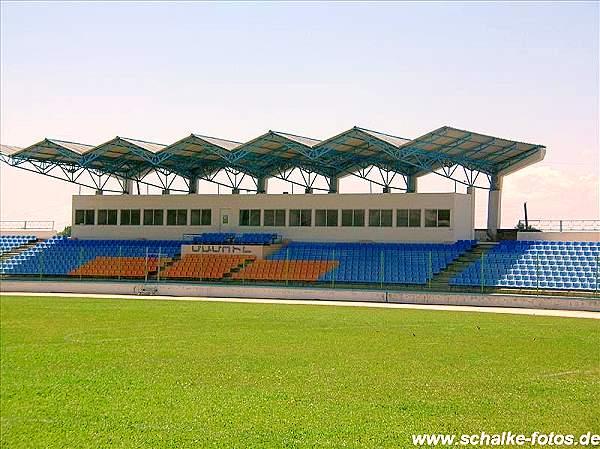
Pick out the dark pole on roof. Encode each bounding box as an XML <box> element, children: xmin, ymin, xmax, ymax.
<box><xmin>524</xmin><ymin>202</ymin><xmax>529</xmax><ymax>229</ymax></box>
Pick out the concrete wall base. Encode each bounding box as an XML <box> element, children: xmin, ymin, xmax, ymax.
<box><xmin>1</xmin><ymin>281</ymin><xmax>598</xmax><ymax>312</ymax></box>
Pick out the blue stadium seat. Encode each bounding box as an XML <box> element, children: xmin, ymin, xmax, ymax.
<box><xmin>191</xmin><ymin>233</ymin><xmax>279</xmax><ymax>245</ymax></box>
<box><xmin>0</xmin><ymin>237</ymin><xmax>185</xmax><ymax>276</ymax></box>
<box><xmin>269</xmin><ymin>240</ymin><xmax>476</xmax><ymax>285</ymax></box>
<box><xmin>0</xmin><ymin>234</ymin><xmax>37</xmax><ymax>256</ymax></box>
<box><xmin>450</xmin><ymin>240</ymin><xmax>599</xmax><ymax>291</ymax></box>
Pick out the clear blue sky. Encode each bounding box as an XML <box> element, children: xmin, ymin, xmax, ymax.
<box><xmin>1</xmin><ymin>2</ymin><xmax>598</xmax><ymax>229</ymax></box>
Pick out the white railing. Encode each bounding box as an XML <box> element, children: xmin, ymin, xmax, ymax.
<box><xmin>518</xmin><ymin>219</ymin><xmax>600</xmax><ymax>232</ymax></box>
<box><xmin>0</xmin><ymin>220</ymin><xmax>55</xmax><ymax>231</ymax></box>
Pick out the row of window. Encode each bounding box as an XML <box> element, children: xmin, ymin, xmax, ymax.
<box><xmin>76</xmin><ymin>208</ymin><xmax>451</xmax><ymax>228</ymax></box>
<box><xmin>76</xmin><ymin>209</ymin><xmax>212</xmax><ymax>226</ymax></box>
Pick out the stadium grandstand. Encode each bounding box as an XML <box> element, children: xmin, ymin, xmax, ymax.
<box><xmin>0</xmin><ymin>125</ymin><xmax>598</xmax><ymax>297</ymax></box>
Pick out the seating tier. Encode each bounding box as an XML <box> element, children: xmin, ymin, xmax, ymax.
<box><xmin>162</xmin><ymin>254</ymin><xmax>255</xmax><ymax>279</ymax></box>
<box><xmin>450</xmin><ymin>241</ymin><xmax>600</xmax><ymax>290</ymax></box>
<box><xmin>232</xmin><ymin>260</ymin><xmax>338</xmax><ymax>282</ymax></box>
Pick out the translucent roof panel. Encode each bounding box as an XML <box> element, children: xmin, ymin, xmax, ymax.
<box><xmin>399</xmin><ymin>126</ymin><xmax>545</xmax><ymax>174</ymax></box>
<box><xmin>0</xmin><ymin>144</ymin><xmax>22</xmax><ymax>156</ymax></box>
<box><xmin>13</xmin><ymin>138</ymin><xmax>94</xmax><ymax>163</ymax></box>
<box><xmin>119</xmin><ymin>137</ymin><xmax>166</xmax><ymax>154</ymax></box>
<box><xmin>271</xmin><ymin>131</ymin><xmax>321</xmax><ymax>148</ymax></box>
<box><xmin>156</xmin><ymin>134</ymin><xmax>239</xmax><ymax>178</ymax></box>
<box><xmin>192</xmin><ymin>134</ymin><xmax>242</xmax><ymax>151</ymax></box>
<box><xmin>356</xmin><ymin>127</ymin><xmax>411</xmax><ymax>147</ymax></box>
<box><xmin>313</xmin><ymin>127</ymin><xmax>418</xmax><ymax>175</ymax></box>
<box><xmin>48</xmin><ymin>139</ymin><xmax>94</xmax><ymax>154</ymax></box>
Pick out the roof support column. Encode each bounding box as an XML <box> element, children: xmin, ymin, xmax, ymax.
<box><xmin>256</xmin><ymin>176</ymin><xmax>269</xmax><ymax>194</ymax></box>
<box><xmin>487</xmin><ymin>175</ymin><xmax>503</xmax><ymax>240</ymax></box>
<box><xmin>467</xmin><ymin>186</ymin><xmax>476</xmax><ymax>240</ymax></box>
<box><xmin>188</xmin><ymin>177</ymin><xmax>198</xmax><ymax>194</ymax></box>
<box><xmin>406</xmin><ymin>175</ymin><xmax>418</xmax><ymax>193</ymax></box>
<box><xmin>120</xmin><ymin>177</ymin><xmax>133</xmax><ymax>194</ymax></box>
<box><xmin>328</xmin><ymin>175</ymin><xmax>339</xmax><ymax>194</ymax></box>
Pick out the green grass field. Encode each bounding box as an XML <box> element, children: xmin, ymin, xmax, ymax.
<box><xmin>1</xmin><ymin>295</ymin><xmax>598</xmax><ymax>448</ymax></box>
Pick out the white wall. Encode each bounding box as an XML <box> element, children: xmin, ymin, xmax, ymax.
<box><xmin>72</xmin><ymin>192</ymin><xmax>475</xmax><ymax>242</ymax></box>
<box><xmin>0</xmin><ymin>230</ymin><xmax>57</xmax><ymax>239</ymax></box>
<box><xmin>518</xmin><ymin>232</ymin><xmax>600</xmax><ymax>242</ymax></box>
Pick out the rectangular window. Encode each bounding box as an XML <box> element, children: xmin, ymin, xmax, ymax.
<box><xmin>264</xmin><ymin>209</ymin><xmax>274</xmax><ymax>226</ymax></box>
<box><xmin>315</xmin><ymin>209</ymin><xmax>338</xmax><ymax>227</ymax></box>
<box><xmin>154</xmin><ymin>209</ymin><xmax>163</xmax><ymax>226</ymax></box>
<box><xmin>121</xmin><ymin>209</ymin><xmax>130</xmax><ymax>226</ymax></box>
<box><xmin>397</xmin><ymin>209</ymin><xmax>421</xmax><ymax>227</ymax></box>
<box><xmin>289</xmin><ymin>209</ymin><xmax>300</xmax><ymax>227</ymax></box>
<box><xmin>396</xmin><ymin>209</ymin><xmax>409</xmax><ymax>227</ymax></box>
<box><xmin>144</xmin><ymin>209</ymin><xmax>153</xmax><ymax>226</ymax></box>
<box><xmin>354</xmin><ymin>209</ymin><xmax>365</xmax><ymax>227</ymax></box>
<box><xmin>425</xmin><ymin>209</ymin><xmax>437</xmax><ymax>227</ymax></box>
<box><xmin>409</xmin><ymin>209</ymin><xmax>421</xmax><ymax>227</ymax></box>
<box><xmin>250</xmin><ymin>209</ymin><xmax>260</xmax><ymax>226</ymax></box>
<box><xmin>264</xmin><ymin>209</ymin><xmax>285</xmax><ymax>227</ymax></box>
<box><xmin>300</xmin><ymin>209</ymin><xmax>311</xmax><ymax>227</ymax></box>
<box><xmin>98</xmin><ymin>209</ymin><xmax>117</xmax><ymax>225</ymax></box>
<box><xmin>239</xmin><ymin>209</ymin><xmax>261</xmax><ymax>226</ymax></box>
<box><xmin>108</xmin><ymin>209</ymin><xmax>118</xmax><ymax>225</ymax></box>
<box><xmin>369</xmin><ymin>209</ymin><xmax>380</xmax><ymax>227</ymax></box>
<box><xmin>166</xmin><ymin>209</ymin><xmax>186</xmax><ymax>226</ymax></box>
<box><xmin>191</xmin><ymin>209</ymin><xmax>211</xmax><ymax>226</ymax></box>
<box><xmin>85</xmin><ymin>210</ymin><xmax>95</xmax><ymax>225</ymax></box>
<box><xmin>167</xmin><ymin>209</ymin><xmax>176</xmax><ymax>226</ymax></box>
<box><xmin>120</xmin><ymin>209</ymin><xmax>140</xmax><ymax>226</ymax></box>
<box><xmin>98</xmin><ymin>209</ymin><xmax>107</xmax><ymax>225</ymax></box>
<box><xmin>75</xmin><ymin>210</ymin><xmax>85</xmax><ymax>225</ymax></box>
<box><xmin>143</xmin><ymin>209</ymin><xmax>163</xmax><ymax>226</ymax></box>
<box><xmin>239</xmin><ymin>209</ymin><xmax>249</xmax><ymax>226</ymax></box>
<box><xmin>201</xmin><ymin>209</ymin><xmax>211</xmax><ymax>226</ymax></box>
<box><xmin>191</xmin><ymin>209</ymin><xmax>201</xmax><ymax>226</ymax></box>
<box><xmin>341</xmin><ymin>209</ymin><xmax>353</xmax><ymax>227</ymax></box>
<box><xmin>177</xmin><ymin>209</ymin><xmax>187</xmax><ymax>226</ymax></box>
<box><xmin>437</xmin><ymin>209</ymin><xmax>451</xmax><ymax>227</ymax></box>
<box><xmin>381</xmin><ymin>209</ymin><xmax>392</xmax><ymax>227</ymax></box>
<box><xmin>290</xmin><ymin>209</ymin><xmax>311</xmax><ymax>227</ymax></box>
<box><xmin>425</xmin><ymin>209</ymin><xmax>451</xmax><ymax>228</ymax></box>
<box><xmin>369</xmin><ymin>209</ymin><xmax>392</xmax><ymax>227</ymax></box>
<box><xmin>315</xmin><ymin>210</ymin><xmax>326</xmax><ymax>227</ymax></box>
<box><xmin>275</xmin><ymin>209</ymin><xmax>286</xmax><ymax>226</ymax></box>
<box><xmin>132</xmin><ymin>209</ymin><xmax>140</xmax><ymax>226</ymax></box>
<box><xmin>327</xmin><ymin>209</ymin><xmax>338</xmax><ymax>227</ymax></box>
<box><xmin>341</xmin><ymin>209</ymin><xmax>365</xmax><ymax>227</ymax></box>
<box><xmin>75</xmin><ymin>209</ymin><xmax>95</xmax><ymax>225</ymax></box>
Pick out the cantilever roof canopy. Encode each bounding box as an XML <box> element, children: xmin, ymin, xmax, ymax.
<box><xmin>155</xmin><ymin>134</ymin><xmax>241</xmax><ymax>179</ymax></box>
<box><xmin>81</xmin><ymin>137</ymin><xmax>166</xmax><ymax>177</ymax></box>
<box><xmin>0</xmin><ymin>144</ymin><xmax>22</xmax><ymax>156</ymax></box>
<box><xmin>0</xmin><ymin>125</ymin><xmax>546</xmax><ymax>188</ymax></box>
<box><xmin>312</xmin><ymin>127</ymin><xmax>416</xmax><ymax>176</ymax></box>
<box><xmin>230</xmin><ymin>131</ymin><xmax>328</xmax><ymax>177</ymax></box>
<box><xmin>13</xmin><ymin>139</ymin><xmax>94</xmax><ymax>164</ymax></box>
<box><xmin>398</xmin><ymin>126</ymin><xmax>545</xmax><ymax>176</ymax></box>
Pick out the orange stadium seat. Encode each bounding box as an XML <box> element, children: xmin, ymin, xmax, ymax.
<box><xmin>69</xmin><ymin>257</ymin><xmax>170</xmax><ymax>278</ymax></box>
<box><xmin>161</xmin><ymin>254</ymin><xmax>255</xmax><ymax>280</ymax></box>
<box><xmin>232</xmin><ymin>260</ymin><xmax>338</xmax><ymax>282</ymax></box>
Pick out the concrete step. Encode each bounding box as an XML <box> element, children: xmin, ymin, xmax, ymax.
<box><xmin>428</xmin><ymin>243</ymin><xmax>496</xmax><ymax>287</ymax></box>
<box><xmin>0</xmin><ymin>240</ymin><xmax>39</xmax><ymax>262</ymax></box>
